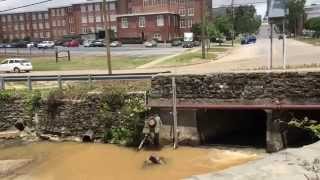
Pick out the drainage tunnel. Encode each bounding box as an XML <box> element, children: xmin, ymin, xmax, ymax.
<box><xmin>197</xmin><ymin>109</ymin><xmax>267</xmax><ymax>148</ymax></box>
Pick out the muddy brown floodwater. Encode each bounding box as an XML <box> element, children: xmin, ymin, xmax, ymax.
<box><xmin>0</xmin><ymin>142</ymin><xmax>261</xmax><ymax>180</ymax></box>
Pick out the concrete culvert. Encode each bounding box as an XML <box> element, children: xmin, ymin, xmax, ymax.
<box><xmin>82</xmin><ymin>130</ymin><xmax>94</xmax><ymax>142</ymax></box>
<box><xmin>197</xmin><ymin>109</ymin><xmax>267</xmax><ymax>148</ymax></box>
<box><xmin>14</xmin><ymin>120</ymin><xmax>25</xmax><ymax>131</ymax></box>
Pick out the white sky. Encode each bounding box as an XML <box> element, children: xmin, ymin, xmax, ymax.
<box><xmin>0</xmin><ymin>0</ymin><xmax>319</xmax><ymax>14</ymax></box>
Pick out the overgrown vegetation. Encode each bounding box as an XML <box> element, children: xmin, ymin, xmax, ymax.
<box><xmin>288</xmin><ymin>116</ymin><xmax>320</xmax><ymax>140</ymax></box>
<box><xmin>98</xmin><ymin>87</ymin><xmax>147</xmax><ymax>146</ymax></box>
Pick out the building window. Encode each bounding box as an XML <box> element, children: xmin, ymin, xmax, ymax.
<box><xmin>139</xmin><ymin>16</ymin><xmax>145</xmax><ymax>27</ymax></box>
<box><xmin>109</xmin><ymin>2</ymin><xmax>116</xmax><ymax>10</ymax></box>
<box><xmin>180</xmin><ymin>18</ymin><xmax>185</xmax><ymax>28</ymax></box>
<box><xmin>32</xmin><ymin>14</ymin><xmax>36</xmax><ymax>20</ymax></box>
<box><xmin>157</xmin><ymin>15</ymin><xmax>164</xmax><ymax>26</ymax></box>
<box><xmin>110</xmin><ymin>15</ymin><xmax>116</xmax><ymax>22</ymax></box>
<box><xmin>95</xmin><ymin>4</ymin><xmax>101</xmax><ymax>11</ymax></box>
<box><xmin>20</xmin><ymin>24</ymin><xmax>24</xmax><ymax>30</ymax></box>
<box><xmin>88</xmin><ymin>15</ymin><xmax>94</xmax><ymax>23</ymax></box>
<box><xmin>7</xmin><ymin>15</ymin><xmax>11</xmax><ymax>22</ymax></box>
<box><xmin>121</xmin><ymin>17</ymin><xmax>128</xmax><ymax>28</ymax></box>
<box><xmin>52</xmin><ymin>20</ymin><xmax>56</xmax><ymax>27</ymax></box>
<box><xmin>179</xmin><ymin>9</ymin><xmax>186</xmax><ymax>16</ymax></box>
<box><xmin>33</xmin><ymin>23</ymin><xmax>37</xmax><ymax>29</ymax></box>
<box><xmin>1</xmin><ymin>16</ymin><xmax>6</xmax><ymax>23</ymax></box>
<box><xmin>45</xmin><ymin>22</ymin><xmax>50</xmax><ymax>29</ymax></box>
<box><xmin>38</xmin><ymin>14</ymin><xmax>42</xmax><ymax>19</ymax></box>
<box><xmin>61</xmin><ymin>9</ymin><xmax>65</xmax><ymax>16</ymax></box>
<box><xmin>188</xmin><ymin>8</ymin><xmax>194</xmax><ymax>16</ymax></box>
<box><xmin>39</xmin><ymin>23</ymin><xmax>43</xmax><ymax>29</ymax></box>
<box><xmin>81</xmin><ymin>16</ymin><xmax>88</xmax><ymax>23</ymax></box>
<box><xmin>96</xmin><ymin>15</ymin><xmax>101</xmax><ymax>22</ymax></box>
<box><xmin>88</xmin><ymin>5</ymin><xmax>93</xmax><ymax>12</ymax></box>
<box><xmin>81</xmin><ymin>5</ymin><xmax>86</xmax><ymax>13</ymax></box>
<box><xmin>19</xmin><ymin>15</ymin><xmax>24</xmax><ymax>21</ymax></box>
<box><xmin>153</xmin><ymin>33</ymin><xmax>161</xmax><ymax>41</ymax></box>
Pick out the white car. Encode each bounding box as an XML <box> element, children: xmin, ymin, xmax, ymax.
<box><xmin>38</xmin><ymin>41</ymin><xmax>55</xmax><ymax>49</ymax></box>
<box><xmin>0</xmin><ymin>58</ymin><xmax>33</xmax><ymax>73</ymax></box>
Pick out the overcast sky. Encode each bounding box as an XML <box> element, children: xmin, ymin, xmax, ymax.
<box><xmin>0</xmin><ymin>0</ymin><xmax>319</xmax><ymax>15</ymax></box>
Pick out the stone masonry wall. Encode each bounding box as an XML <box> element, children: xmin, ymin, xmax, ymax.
<box><xmin>0</xmin><ymin>99</ymin><xmax>30</xmax><ymax>131</ymax></box>
<box><xmin>150</xmin><ymin>72</ymin><xmax>320</xmax><ymax>104</ymax></box>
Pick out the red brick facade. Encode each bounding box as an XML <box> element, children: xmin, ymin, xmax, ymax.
<box><xmin>0</xmin><ymin>0</ymin><xmax>211</xmax><ymax>42</ymax></box>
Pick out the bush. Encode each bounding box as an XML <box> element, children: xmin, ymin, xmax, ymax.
<box><xmin>99</xmin><ymin>88</ymin><xmax>147</xmax><ymax>146</ymax></box>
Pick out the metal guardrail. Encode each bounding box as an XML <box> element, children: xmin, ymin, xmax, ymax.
<box><xmin>0</xmin><ymin>71</ymin><xmax>170</xmax><ymax>90</ymax></box>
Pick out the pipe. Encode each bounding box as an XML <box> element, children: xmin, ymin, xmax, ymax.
<box><xmin>82</xmin><ymin>129</ymin><xmax>94</xmax><ymax>142</ymax></box>
<box><xmin>14</xmin><ymin>120</ymin><xmax>25</xmax><ymax>131</ymax></box>
<box><xmin>148</xmin><ymin>103</ymin><xmax>320</xmax><ymax>110</ymax></box>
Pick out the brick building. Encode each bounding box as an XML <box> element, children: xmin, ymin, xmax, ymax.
<box><xmin>0</xmin><ymin>0</ymin><xmax>212</xmax><ymax>42</ymax></box>
<box><xmin>116</xmin><ymin>0</ymin><xmax>210</xmax><ymax>41</ymax></box>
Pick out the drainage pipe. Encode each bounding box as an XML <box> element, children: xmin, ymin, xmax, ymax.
<box><xmin>14</xmin><ymin>120</ymin><xmax>25</xmax><ymax>131</ymax></box>
<box><xmin>82</xmin><ymin>129</ymin><xmax>94</xmax><ymax>142</ymax></box>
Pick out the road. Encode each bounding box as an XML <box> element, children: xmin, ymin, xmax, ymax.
<box><xmin>0</xmin><ymin>44</ymin><xmax>186</xmax><ymax>57</ymax></box>
<box><xmin>2</xmin><ymin>24</ymin><xmax>320</xmax><ymax>76</ymax></box>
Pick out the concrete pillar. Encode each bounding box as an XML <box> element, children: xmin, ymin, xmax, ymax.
<box><xmin>265</xmin><ymin>110</ymin><xmax>284</xmax><ymax>153</ymax></box>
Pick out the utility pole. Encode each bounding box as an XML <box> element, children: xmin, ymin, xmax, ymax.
<box><xmin>231</xmin><ymin>0</ymin><xmax>235</xmax><ymax>47</ymax></box>
<box><xmin>201</xmin><ymin>0</ymin><xmax>206</xmax><ymax>59</ymax></box>
<box><xmin>269</xmin><ymin>23</ymin><xmax>273</xmax><ymax>70</ymax></box>
<box><xmin>102</xmin><ymin>0</ymin><xmax>112</xmax><ymax>74</ymax></box>
<box><xmin>172</xmin><ymin>76</ymin><xmax>178</xmax><ymax>149</ymax></box>
<box><xmin>282</xmin><ymin>19</ymin><xmax>287</xmax><ymax>69</ymax></box>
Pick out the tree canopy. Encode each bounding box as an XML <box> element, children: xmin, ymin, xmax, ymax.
<box><xmin>287</xmin><ymin>0</ymin><xmax>306</xmax><ymax>35</ymax></box>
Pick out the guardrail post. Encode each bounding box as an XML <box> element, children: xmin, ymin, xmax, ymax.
<box><xmin>68</xmin><ymin>50</ymin><xmax>71</xmax><ymax>61</ymax></box>
<box><xmin>58</xmin><ymin>75</ymin><xmax>62</xmax><ymax>89</ymax></box>
<box><xmin>88</xmin><ymin>75</ymin><xmax>92</xmax><ymax>88</ymax></box>
<box><xmin>27</xmin><ymin>76</ymin><xmax>32</xmax><ymax>91</ymax></box>
<box><xmin>0</xmin><ymin>77</ymin><xmax>5</xmax><ymax>90</ymax></box>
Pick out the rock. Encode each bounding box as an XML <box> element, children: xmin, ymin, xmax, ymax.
<box><xmin>0</xmin><ymin>159</ymin><xmax>32</xmax><ymax>177</ymax></box>
<box><xmin>143</xmin><ymin>154</ymin><xmax>166</xmax><ymax>168</ymax></box>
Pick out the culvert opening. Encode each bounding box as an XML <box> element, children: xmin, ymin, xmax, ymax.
<box><xmin>282</xmin><ymin>110</ymin><xmax>320</xmax><ymax>147</ymax></box>
<box><xmin>197</xmin><ymin>109</ymin><xmax>267</xmax><ymax>148</ymax></box>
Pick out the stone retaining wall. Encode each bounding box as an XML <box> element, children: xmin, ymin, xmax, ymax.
<box><xmin>150</xmin><ymin>72</ymin><xmax>320</xmax><ymax>104</ymax></box>
<box><xmin>0</xmin><ymin>99</ymin><xmax>30</xmax><ymax>131</ymax></box>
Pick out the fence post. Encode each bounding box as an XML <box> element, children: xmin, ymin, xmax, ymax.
<box><xmin>0</xmin><ymin>77</ymin><xmax>5</xmax><ymax>90</ymax></box>
<box><xmin>68</xmin><ymin>50</ymin><xmax>71</xmax><ymax>61</ymax></box>
<box><xmin>88</xmin><ymin>74</ymin><xmax>92</xmax><ymax>88</ymax></box>
<box><xmin>55</xmin><ymin>49</ymin><xmax>58</xmax><ymax>63</ymax></box>
<box><xmin>58</xmin><ymin>75</ymin><xmax>62</xmax><ymax>89</ymax></box>
<box><xmin>27</xmin><ymin>76</ymin><xmax>32</xmax><ymax>91</ymax></box>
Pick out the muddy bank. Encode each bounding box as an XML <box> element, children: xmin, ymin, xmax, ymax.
<box><xmin>0</xmin><ymin>142</ymin><xmax>261</xmax><ymax>180</ymax></box>
<box><xmin>187</xmin><ymin>141</ymin><xmax>320</xmax><ymax>180</ymax></box>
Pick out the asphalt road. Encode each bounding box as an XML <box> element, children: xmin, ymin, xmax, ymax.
<box><xmin>0</xmin><ymin>44</ymin><xmax>186</xmax><ymax>57</ymax></box>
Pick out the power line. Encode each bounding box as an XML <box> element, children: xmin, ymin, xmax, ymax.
<box><xmin>0</xmin><ymin>0</ymin><xmax>53</xmax><ymax>13</ymax></box>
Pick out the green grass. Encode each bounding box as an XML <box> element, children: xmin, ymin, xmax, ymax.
<box><xmin>296</xmin><ymin>37</ymin><xmax>320</xmax><ymax>46</ymax></box>
<box><xmin>158</xmin><ymin>51</ymin><xmax>217</xmax><ymax>67</ymax></box>
<box><xmin>0</xmin><ymin>56</ymin><xmax>155</xmax><ymax>71</ymax></box>
<box><xmin>207</xmin><ymin>47</ymin><xmax>229</xmax><ymax>53</ymax></box>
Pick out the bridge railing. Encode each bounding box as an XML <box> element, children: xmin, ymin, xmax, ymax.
<box><xmin>0</xmin><ymin>71</ymin><xmax>170</xmax><ymax>90</ymax></box>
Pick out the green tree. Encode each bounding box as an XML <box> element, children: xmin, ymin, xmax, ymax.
<box><xmin>305</xmin><ymin>17</ymin><xmax>320</xmax><ymax>32</ymax></box>
<box><xmin>191</xmin><ymin>23</ymin><xmax>202</xmax><ymax>39</ymax></box>
<box><xmin>233</xmin><ymin>5</ymin><xmax>261</xmax><ymax>34</ymax></box>
<box><xmin>287</xmin><ymin>0</ymin><xmax>306</xmax><ymax>36</ymax></box>
<box><xmin>214</xmin><ymin>16</ymin><xmax>233</xmax><ymax>36</ymax></box>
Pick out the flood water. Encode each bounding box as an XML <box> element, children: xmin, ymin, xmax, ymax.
<box><xmin>0</xmin><ymin>142</ymin><xmax>261</xmax><ymax>180</ymax></box>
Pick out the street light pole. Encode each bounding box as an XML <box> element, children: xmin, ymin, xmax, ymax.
<box><xmin>102</xmin><ymin>0</ymin><xmax>112</xmax><ymax>74</ymax></box>
<box><xmin>231</xmin><ymin>0</ymin><xmax>235</xmax><ymax>47</ymax></box>
<box><xmin>201</xmin><ymin>0</ymin><xmax>206</xmax><ymax>59</ymax></box>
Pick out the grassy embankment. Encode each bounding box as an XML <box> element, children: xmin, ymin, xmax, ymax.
<box><xmin>158</xmin><ymin>47</ymin><xmax>229</xmax><ymax>67</ymax></box>
<box><xmin>0</xmin><ymin>55</ymin><xmax>155</xmax><ymax>71</ymax></box>
<box><xmin>296</xmin><ymin>37</ymin><xmax>320</xmax><ymax>46</ymax></box>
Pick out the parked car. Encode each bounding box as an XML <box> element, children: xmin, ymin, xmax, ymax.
<box><xmin>0</xmin><ymin>43</ymin><xmax>6</xmax><ymax>48</ymax></box>
<box><xmin>27</xmin><ymin>42</ymin><xmax>37</xmax><ymax>48</ymax></box>
<box><xmin>241</xmin><ymin>35</ymin><xmax>256</xmax><ymax>45</ymax></box>
<box><xmin>110</xmin><ymin>41</ymin><xmax>122</xmax><ymax>47</ymax></box>
<box><xmin>144</xmin><ymin>40</ymin><xmax>157</xmax><ymax>47</ymax></box>
<box><xmin>83</xmin><ymin>40</ymin><xmax>93</xmax><ymax>47</ymax></box>
<box><xmin>193</xmin><ymin>41</ymin><xmax>201</xmax><ymax>46</ymax></box>
<box><xmin>64</xmin><ymin>40</ymin><xmax>80</xmax><ymax>47</ymax></box>
<box><xmin>182</xmin><ymin>41</ymin><xmax>194</xmax><ymax>48</ymax></box>
<box><xmin>278</xmin><ymin>35</ymin><xmax>284</xmax><ymax>40</ymax></box>
<box><xmin>89</xmin><ymin>40</ymin><xmax>105</xmax><ymax>47</ymax></box>
<box><xmin>11</xmin><ymin>41</ymin><xmax>28</xmax><ymax>48</ymax></box>
<box><xmin>0</xmin><ymin>58</ymin><xmax>33</xmax><ymax>73</ymax></box>
<box><xmin>171</xmin><ymin>39</ymin><xmax>183</xmax><ymax>46</ymax></box>
<box><xmin>38</xmin><ymin>41</ymin><xmax>55</xmax><ymax>49</ymax></box>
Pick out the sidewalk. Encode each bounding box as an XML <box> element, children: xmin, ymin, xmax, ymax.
<box><xmin>136</xmin><ymin>48</ymin><xmax>200</xmax><ymax>69</ymax></box>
